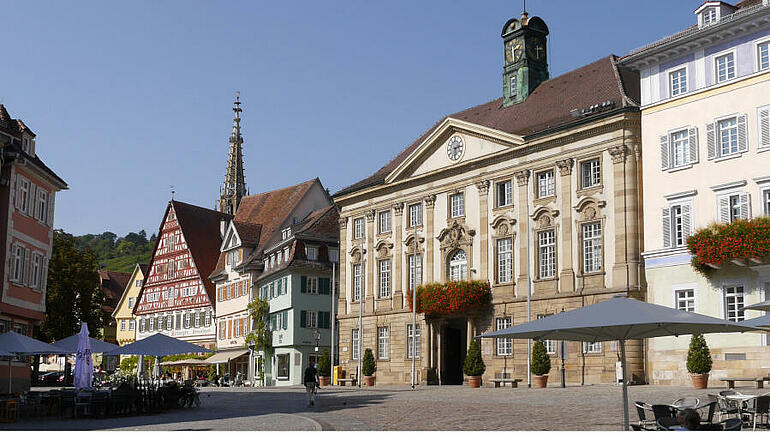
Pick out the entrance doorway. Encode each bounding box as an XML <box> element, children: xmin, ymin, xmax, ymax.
<box><xmin>442</xmin><ymin>325</ymin><xmax>465</xmax><ymax>385</ymax></box>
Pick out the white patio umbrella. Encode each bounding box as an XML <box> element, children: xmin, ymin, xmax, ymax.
<box><xmin>103</xmin><ymin>333</ymin><xmax>213</xmax><ymax>357</ymax></box>
<box><xmin>73</xmin><ymin>323</ymin><xmax>93</xmax><ymax>390</ymax></box>
<box><xmin>479</xmin><ymin>295</ymin><xmax>762</xmax><ymax>431</ymax></box>
<box><xmin>742</xmin><ymin>300</ymin><xmax>770</xmax><ymax>313</ymax></box>
<box><xmin>0</xmin><ymin>331</ymin><xmax>67</xmax><ymax>394</ymax></box>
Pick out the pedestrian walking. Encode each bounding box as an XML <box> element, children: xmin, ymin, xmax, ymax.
<box><xmin>303</xmin><ymin>362</ymin><xmax>319</xmax><ymax>407</ymax></box>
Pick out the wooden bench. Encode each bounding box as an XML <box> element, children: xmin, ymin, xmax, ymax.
<box><xmin>337</xmin><ymin>378</ymin><xmax>357</xmax><ymax>386</ymax></box>
<box><xmin>719</xmin><ymin>377</ymin><xmax>769</xmax><ymax>389</ymax></box>
<box><xmin>491</xmin><ymin>378</ymin><xmax>523</xmax><ymax>388</ymax></box>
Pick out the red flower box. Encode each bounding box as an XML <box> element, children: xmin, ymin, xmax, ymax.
<box><xmin>406</xmin><ymin>280</ymin><xmax>491</xmax><ymax>316</ymax></box>
<box><xmin>687</xmin><ymin>217</ymin><xmax>770</xmax><ymax>276</ymax></box>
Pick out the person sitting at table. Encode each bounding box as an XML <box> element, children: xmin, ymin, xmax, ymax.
<box><xmin>671</xmin><ymin>409</ymin><xmax>700</xmax><ymax>430</ymax></box>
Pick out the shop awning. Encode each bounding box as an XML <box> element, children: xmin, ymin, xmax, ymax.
<box><xmin>203</xmin><ymin>349</ymin><xmax>249</xmax><ymax>364</ymax></box>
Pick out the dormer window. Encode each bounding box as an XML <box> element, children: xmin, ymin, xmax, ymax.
<box><xmin>21</xmin><ymin>138</ymin><xmax>29</xmax><ymax>153</ymax></box>
<box><xmin>281</xmin><ymin>227</ymin><xmax>291</xmax><ymax>240</ymax></box>
<box><xmin>702</xmin><ymin>8</ymin><xmax>717</xmax><ymax>26</ymax></box>
<box><xmin>306</xmin><ymin>246</ymin><xmax>318</xmax><ymax>261</ymax></box>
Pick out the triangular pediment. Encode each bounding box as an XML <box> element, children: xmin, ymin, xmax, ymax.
<box><xmin>386</xmin><ymin>118</ymin><xmax>524</xmax><ymax>183</ymax></box>
<box><xmin>220</xmin><ymin>221</ymin><xmax>241</xmax><ymax>251</ymax></box>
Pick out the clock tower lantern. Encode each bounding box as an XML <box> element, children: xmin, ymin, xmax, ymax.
<box><xmin>501</xmin><ymin>12</ymin><xmax>549</xmax><ymax>107</ymax></box>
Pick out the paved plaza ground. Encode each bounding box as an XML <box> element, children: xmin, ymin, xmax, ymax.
<box><xmin>11</xmin><ymin>383</ymin><xmax>762</xmax><ymax>431</ymax></box>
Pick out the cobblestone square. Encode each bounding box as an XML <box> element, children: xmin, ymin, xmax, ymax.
<box><xmin>12</xmin><ymin>383</ymin><xmax>759</xmax><ymax>431</ymax></box>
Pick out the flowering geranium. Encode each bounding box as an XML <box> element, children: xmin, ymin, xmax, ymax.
<box><xmin>687</xmin><ymin>217</ymin><xmax>770</xmax><ymax>276</ymax></box>
<box><xmin>406</xmin><ymin>280</ymin><xmax>491</xmax><ymax>316</ymax></box>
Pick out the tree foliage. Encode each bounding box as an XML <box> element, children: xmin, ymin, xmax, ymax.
<box><xmin>687</xmin><ymin>334</ymin><xmax>713</xmax><ymax>374</ymax></box>
<box><xmin>36</xmin><ymin>230</ymin><xmax>103</xmax><ymax>342</ymax></box>
<box><xmin>531</xmin><ymin>340</ymin><xmax>551</xmax><ymax>376</ymax></box>
<box><xmin>244</xmin><ymin>296</ymin><xmax>271</xmax><ymax>382</ymax></box>
<box><xmin>318</xmin><ymin>348</ymin><xmax>331</xmax><ymax>377</ymax></box>
<box><xmin>362</xmin><ymin>348</ymin><xmax>376</xmax><ymax>376</ymax></box>
<box><xmin>463</xmin><ymin>339</ymin><xmax>486</xmax><ymax>376</ymax></box>
<box><xmin>72</xmin><ymin>230</ymin><xmax>156</xmax><ymax>273</ymax></box>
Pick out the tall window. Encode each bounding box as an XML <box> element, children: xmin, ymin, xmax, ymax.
<box><xmin>764</xmin><ymin>190</ymin><xmax>770</xmax><ymax>215</ymax></box>
<box><xmin>305</xmin><ymin>310</ymin><xmax>318</xmax><ymax>329</ymax></box>
<box><xmin>353</xmin><ymin>217</ymin><xmax>364</xmax><ymax>239</ymax></box>
<box><xmin>702</xmin><ymin>8</ymin><xmax>717</xmax><ymax>25</ymax></box>
<box><xmin>129</xmin><ymin>320</ymin><xmax>135</xmax><ymax>331</ymax></box>
<box><xmin>583</xmin><ymin>342</ymin><xmax>602</xmax><ymax>354</ymax></box>
<box><xmin>409</xmin><ymin>253</ymin><xmax>422</xmax><ymax>290</ymax></box>
<box><xmin>716</xmin><ymin>53</ymin><xmax>736</xmax><ymax>83</ymax></box>
<box><xmin>496</xmin><ymin>238</ymin><xmax>512</xmax><ymax>284</ymax></box>
<box><xmin>538</xmin><ymin>230</ymin><xmax>556</xmax><ymax>278</ymax></box>
<box><xmin>449</xmin><ymin>193</ymin><xmax>464</xmax><ymax>218</ymax></box>
<box><xmin>670</xmin><ymin>68</ymin><xmax>687</xmax><ymax>96</ymax></box>
<box><xmin>353</xmin><ymin>264</ymin><xmax>362</xmax><ymax>301</ymax></box>
<box><xmin>409</xmin><ymin>203</ymin><xmax>422</xmax><ymax>227</ymax></box>
<box><xmin>724</xmin><ymin>285</ymin><xmax>745</xmax><ymax>322</ymax></box>
<box><xmin>407</xmin><ymin>324</ymin><xmax>421</xmax><ymax>359</ymax></box>
<box><xmin>120</xmin><ymin>320</ymin><xmax>126</xmax><ymax>331</ymax></box>
<box><xmin>496</xmin><ymin>181</ymin><xmax>512</xmax><ymax>207</ymax></box>
<box><xmin>379</xmin><ymin>210</ymin><xmax>391</xmax><ymax>234</ymax></box>
<box><xmin>670</xmin><ymin>129</ymin><xmax>690</xmax><ymax>168</ymax></box>
<box><xmin>30</xmin><ymin>253</ymin><xmax>43</xmax><ymax>289</ymax></box>
<box><xmin>537</xmin><ymin>170</ymin><xmax>555</xmax><ymax>198</ymax></box>
<box><xmin>718</xmin><ymin>117</ymin><xmax>739</xmax><ymax>156</ymax></box>
<box><xmin>12</xmin><ymin>245</ymin><xmax>25</xmax><ymax>282</ymax></box>
<box><xmin>37</xmin><ymin>190</ymin><xmax>49</xmax><ymax>223</ymax></box>
<box><xmin>128</xmin><ymin>297</ymin><xmax>135</xmax><ymax>308</ymax></box>
<box><xmin>675</xmin><ymin>289</ymin><xmax>695</xmax><ymax>312</ymax></box>
<box><xmin>448</xmin><ymin>250</ymin><xmax>468</xmax><ymax>281</ymax></box>
<box><xmin>276</xmin><ymin>354</ymin><xmax>290</xmax><ymax>379</ymax></box>
<box><xmin>306</xmin><ymin>246</ymin><xmax>318</xmax><ymax>261</ymax></box>
<box><xmin>663</xmin><ymin>203</ymin><xmax>692</xmax><ymax>248</ymax></box>
<box><xmin>16</xmin><ymin>177</ymin><xmax>30</xmax><ymax>214</ymax></box>
<box><xmin>281</xmin><ymin>227</ymin><xmax>291</xmax><ymax>240</ymax></box>
<box><xmin>377</xmin><ymin>326</ymin><xmax>389</xmax><ymax>359</ymax></box>
<box><xmin>760</xmin><ymin>41</ymin><xmax>770</xmax><ymax>71</ymax></box>
<box><xmin>496</xmin><ymin>317</ymin><xmax>512</xmax><ymax>356</ymax></box>
<box><xmin>307</xmin><ymin>276</ymin><xmax>318</xmax><ymax>294</ymax></box>
<box><xmin>580</xmin><ymin>159</ymin><xmax>601</xmax><ymax>189</ymax></box>
<box><xmin>582</xmin><ymin>222</ymin><xmax>602</xmax><ymax>273</ymax></box>
<box><xmin>378</xmin><ymin>259</ymin><xmax>391</xmax><ymax>298</ymax></box>
<box><xmin>510</xmin><ymin>75</ymin><xmax>518</xmax><ymax>99</ymax></box>
<box><xmin>718</xmin><ymin>193</ymin><xmax>750</xmax><ymax>223</ymax></box>
<box><xmin>351</xmin><ymin>329</ymin><xmax>360</xmax><ymax>360</ymax></box>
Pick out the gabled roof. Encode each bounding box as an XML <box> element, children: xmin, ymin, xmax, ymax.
<box><xmin>333</xmin><ymin>55</ymin><xmax>639</xmax><ymax>198</ymax></box>
<box><xmin>294</xmin><ymin>205</ymin><xmax>339</xmax><ymax>240</ymax></box>
<box><xmin>112</xmin><ymin>263</ymin><xmax>148</xmax><ymax>319</ymax></box>
<box><xmin>99</xmin><ymin>270</ymin><xmax>132</xmax><ymax>313</ymax></box>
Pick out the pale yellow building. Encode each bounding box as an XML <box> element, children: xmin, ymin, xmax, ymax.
<box><xmin>332</xmin><ymin>13</ymin><xmax>645</xmax><ymax>386</ymax></box>
<box><xmin>113</xmin><ymin>263</ymin><xmax>148</xmax><ymax>347</ymax></box>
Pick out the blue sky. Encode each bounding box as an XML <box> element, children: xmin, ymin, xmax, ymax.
<box><xmin>0</xmin><ymin>1</ymin><xmax>704</xmax><ymax>236</ymax></box>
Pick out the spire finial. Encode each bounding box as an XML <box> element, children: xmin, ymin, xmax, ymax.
<box><xmin>521</xmin><ymin>0</ymin><xmax>528</xmax><ymax>24</ymax></box>
<box><xmin>170</xmin><ymin>185</ymin><xmax>175</xmax><ymax>200</ymax></box>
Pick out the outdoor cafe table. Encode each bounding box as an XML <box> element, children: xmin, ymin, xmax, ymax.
<box><xmin>723</xmin><ymin>393</ymin><xmax>758</xmax><ymax>404</ymax></box>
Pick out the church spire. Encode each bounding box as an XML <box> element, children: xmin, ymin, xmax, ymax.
<box><xmin>219</xmin><ymin>92</ymin><xmax>247</xmax><ymax>215</ymax></box>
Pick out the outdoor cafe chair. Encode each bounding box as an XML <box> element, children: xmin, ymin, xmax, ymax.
<box><xmin>723</xmin><ymin>418</ymin><xmax>743</xmax><ymax>430</ymax></box>
<box><xmin>696</xmin><ymin>400</ymin><xmax>718</xmax><ymax>424</ymax></box>
<box><xmin>715</xmin><ymin>394</ymin><xmax>743</xmax><ymax>422</ymax></box>
<box><xmin>634</xmin><ymin>401</ymin><xmax>656</xmax><ymax>430</ymax></box>
<box><xmin>74</xmin><ymin>391</ymin><xmax>93</xmax><ymax>418</ymax></box>
<box><xmin>743</xmin><ymin>394</ymin><xmax>770</xmax><ymax>430</ymax></box>
<box><xmin>652</xmin><ymin>405</ymin><xmax>679</xmax><ymax>430</ymax></box>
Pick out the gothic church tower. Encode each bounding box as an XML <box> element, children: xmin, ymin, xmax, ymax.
<box><xmin>218</xmin><ymin>92</ymin><xmax>247</xmax><ymax>215</ymax></box>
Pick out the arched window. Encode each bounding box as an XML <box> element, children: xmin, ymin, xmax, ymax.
<box><xmin>448</xmin><ymin>250</ymin><xmax>468</xmax><ymax>281</ymax></box>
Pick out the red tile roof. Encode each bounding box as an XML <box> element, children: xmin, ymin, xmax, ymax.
<box><xmin>99</xmin><ymin>270</ymin><xmax>132</xmax><ymax>311</ymax></box>
<box><xmin>334</xmin><ymin>55</ymin><xmax>639</xmax><ymax>197</ymax></box>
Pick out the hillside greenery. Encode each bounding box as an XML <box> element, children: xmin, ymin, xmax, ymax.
<box><xmin>72</xmin><ymin>230</ymin><xmax>156</xmax><ymax>273</ymax></box>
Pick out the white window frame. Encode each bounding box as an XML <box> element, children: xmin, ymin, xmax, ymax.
<box><xmin>702</xmin><ymin>7</ymin><xmax>718</xmax><ymax>26</ymax></box>
<box><xmin>537</xmin><ymin>230</ymin><xmax>556</xmax><ymax>279</ymax></box>
<box><xmin>673</xmin><ymin>286</ymin><xmax>696</xmax><ymax>312</ymax></box>
<box><xmin>353</xmin><ymin>217</ymin><xmax>364</xmax><ymax>239</ymax></box>
<box><xmin>666</xmin><ymin>127</ymin><xmax>696</xmax><ymax>169</ymax></box>
<box><xmin>408</xmin><ymin>203</ymin><xmax>422</xmax><ymax>227</ymax></box>
<box><xmin>669</xmin><ymin>67</ymin><xmax>688</xmax><ymax>97</ymax></box>
<box><xmin>305</xmin><ymin>310</ymin><xmax>318</xmax><ymax>329</ymax></box>
<box><xmin>496</xmin><ymin>317</ymin><xmax>512</xmax><ymax>356</ymax></box>
<box><xmin>448</xmin><ymin>250</ymin><xmax>468</xmax><ymax>282</ymax></box>
<box><xmin>536</xmin><ymin>170</ymin><xmax>555</xmax><ymax>198</ymax></box>
<box><xmin>496</xmin><ymin>180</ymin><xmax>512</xmax><ymax>207</ymax></box>
<box><xmin>352</xmin><ymin>264</ymin><xmax>362</xmax><ymax>301</ymax></box>
<box><xmin>663</xmin><ymin>199</ymin><xmax>693</xmax><ymax>248</ymax></box>
<box><xmin>756</xmin><ymin>39</ymin><xmax>770</xmax><ymax>72</ymax></box>
<box><xmin>449</xmin><ymin>192</ymin><xmax>465</xmax><ymax>218</ymax></box>
<box><xmin>717</xmin><ymin>191</ymin><xmax>750</xmax><ymax>223</ymax></box>
<box><xmin>11</xmin><ymin>244</ymin><xmax>25</xmax><ymax>283</ymax></box>
<box><xmin>582</xmin><ymin>342</ymin><xmax>602</xmax><ymax>354</ymax></box>
<box><xmin>129</xmin><ymin>320</ymin><xmax>135</xmax><ymax>331</ymax></box>
<box><xmin>582</xmin><ymin>222</ymin><xmax>602</xmax><ymax>274</ymax></box>
<box><xmin>16</xmin><ymin>176</ymin><xmax>30</xmax><ymax>214</ymax></box>
<box><xmin>717</xmin><ymin>116</ymin><xmax>740</xmax><ymax>156</ymax></box>
<box><xmin>714</xmin><ymin>50</ymin><xmax>737</xmax><ymax>84</ymax></box>
<box><xmin>496</xmin><ymin>238</ymin><xmax>512</xmax><ymax>284</ymax></box>
<box><xmin>120</xmin><ymin>320</ymin><xmax>126</xmax><ymax>331</ymax></box>
<box><xmin>763</xmin><ymin>188</ymin><xmax>770</xmax><ymax>215</ymax></box>
<box><xmin>510</xmin><ymin>75</ymin><xmax>518</xmax><ymax>99</ymax></box>
<box><xmin>30</xmin><ymin>252</ymin><xmax>43</xmax><ymax>289</ymax></box>
<box><xmin>723</xmin><ymin>284</ymin><xmax>745</xmax><ymax>322</ymax></box>
<box><xmin>36</xmin><ymin>189</ymin><xmax>49</xmax><ymax>223</ymax></box>
<box><xmin>379</xmin><ymin>210</ymin><xmax>391</xmax><ymax>234</ymax></box>
<box><xmin>758</xmin><ymin>105</ymin><xmax>770</xmax><ymax>151</ymax></box>
<box><xmin>307</xmin><ymin>276</ymin><xmax>319</xmax><ymax>295</ymax></box>
<box><xmin>378</xmin><ymin>259</ymin><xmax>390</xmax><ymax>299</ymax></box>
<box><xmin>407</xmin><ymin>324</ymin><xmax>421</xmax><ymax>359</ymax></box>
<box><xmin>306</xmin><ymin>246</ymin><xmax>318</xmax><ymax>261</ymax></box>
<box><xmin>377</xmin><ymin>326</ymin><xmax>390</xmax><ymax>360</ymax></box>
<box><xmin>580</xmin><ymin>158</ymin><xmax>601</xmax><ymax>189</ymax></box>
<box><xmin>351</xmin><ymin>329</ymin><xmax>360</xmax><ymax>360</ymax></box>
<box><xmin>409</xmin><ymin>253</ymin><xmax>422</xmax><ymax>290</ymax></box>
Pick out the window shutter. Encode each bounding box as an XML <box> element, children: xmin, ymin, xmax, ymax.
<box><xmin>740</xmin><ymin>193</ymin><xmax>751</xmax><ymax>220</ymax></box>
<box><xmin>28</xmin><ymin>184</ymin><xmax>36</xmax><ymax>217</ymax></box>
<box><xmin>660</xmin><ymin>135</ymin><xmax>670</xmax><ymax>170</ymax></box>
<box><xmin>282</xmin><ymin>311</ymin><xmax>288</xmax><ymax>330</ymax></box>
<box><xmin>737</xmin><ymin>114</ymin><xmax>748</xmax><ymax>152</ymax></box>
<box><xmin>719</xmin><ymin>196</ymin><xmax>731</xmax><ymax>223</ymax></box>
<box><xmin>300</xmin><ymin>310</ymin><xmax>307</xmax><ymax>328</ymax></box>
<box><xmin>688</xmin><ymin>127</ymin><xmax>699</xmax><ymax>164</ymax></box>
<box><xmin>662</xmin><ymin>208</ymin><xmax>672</xmax><ymax>248</ymax></box>
<box><xmin>706</xmin><ymin>122</ymin><xmax>717</xmax><ymax>159</ymax></box>
<box><xmin>41</xmin><ymin>258</ymin><xmax>49</xmax><ymax>291</ymax></box>
<box><xmin>323</xmin><ymin>312</ymin><xmax>331</xmax><ymax>329</ymax></box>
<box><xmin>319</xmin><ymin>277</ymin><xmax>330</xmax><ymax>295</ymax></box>
<box><xmin>47</xmin><ymin>193</ymin><xmax>55</xmax><ymax>226</ymax></box>
<box><xmin>22</xmin><ymin>249</ymin><xmax>29</xmax><ymax>285</ymax></box>
<box><xmin>759</xmin><ymin>107</ymin><xmax>770</xmax><ymax>149</ymax></box>
<box><xmin>300</xmin><ymin>276</ymin><xmax>307</xmax><ymax>293</ymax></box>
<box><xmin>681</xmin><ymin>204</ymin><xmax>692</xmax><ymax>239</ymax></box>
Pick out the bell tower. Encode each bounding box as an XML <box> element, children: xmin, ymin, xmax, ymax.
<box><xmin>501</xmin><ymin>12</ymin><xmax>549</xmax><ymax>107</ymax></box>
<box><xmin>218</xmin><ymin>92</ymin><xmax>247</xmax><ymax>215</ymax></box>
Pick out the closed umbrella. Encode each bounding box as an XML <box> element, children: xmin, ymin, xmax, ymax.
<box><xmin>104</xmin><ymin>333</ymin><xmax>212</xmax><ymax>357</ymax></box>
<box><xmin>0</xmin><ymin>331</ymin><xmax>67</xmax><ymax>394</ymax></box>
<box><xmin>73</xmin><ymin>323</ymin><xmax>93</xmax><ymax>390</ymax></box>
<box><xmin>479</xmin><ymin>295</ymin><xmax>762</xmax><ymax>430</ymax></box>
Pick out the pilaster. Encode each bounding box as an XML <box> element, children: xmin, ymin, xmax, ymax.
<box><xmin>392</xmin><ymin>203</ymin><xmax>404</xmax><ymax>309</ymax></box>
<box><xmin>338</xmin><ymin>216</ymin><xmax>348</xmax><ymax>315</ymax></box>
<box><xmin>424</xmin><ymin>195</ymin><xmax>436</xmax><ymax>283</ymax></box>
<box><xmin>556</xmin><ymin>158</ymin><xmax>575</xmax><ymax>292</ymax></box>
<box><xmin>365</xmin><ymin>209</ymin><xmax>376</xmax><ymax>313</ymax></box>
<box><xmin>608</xmin><ymin>142</ymin><xmax>640</xmax><ymax>291</ymax></box>
<box><xmin>514</xmin><ymin>170</ymin><xmax>530</xmax><ymax>290</ymax></box>
<box><xmin>476</xmin><ymin>180</ymin><xmax>490</xmax><ymax>281</ymax></box>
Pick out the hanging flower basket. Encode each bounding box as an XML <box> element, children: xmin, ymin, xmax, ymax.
<box><xmin>687</xmin><ymin>217</ymin><xmax>770</xmax><ymax>277</ymax></box>
<box><xmin>406</xmin><ymin>280</ymin><xmax>491</xmax><ymax>316</ymax></box>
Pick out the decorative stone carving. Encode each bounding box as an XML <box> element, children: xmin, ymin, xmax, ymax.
<box><xmin>608</xmin><ymin>145</ymin><xmax>628</xmax><ymax>164</ymax></box>
<box><xmin>556</xmin><ymin>158</ymin><xmax>574</xmax><ymax>176</ymax></box>
<box><xmin>338</xmin><ymin>216</ymin><xmax>348</xmax><ymax>229</ymax></box>
<box><xmin>490</xmin><ymin>215</ymin><xmax>517</xmax><ymax>238</ymax></box>
<box><xmin>375</xmin><ymin>241</ymin><xmax>394</xmax><ymax>258</ymax></box>
<box><xmin>436</xmin><ymin>220</ymin><xmax>475</xmax><ymax>252</ymax></box>
<box><xmin>583</xmin><ymin>206</ymin><xmax>597</xmax><ymax>220</ymax></box>
<box><xmin>404</xmin><ymin>235</ymin><xmax>425</xmax><ymax>254</ymax></box>
<box><xmin>475</xmin><ymin>180</ymin><xmax>490</xmax><ymax>196</ymax></box>
<box><xmin>393</xmin><ymin>202</ymin><xmax>404</xmax><ymax>216</ymax></box>
<box><xmin>574</xmin><ymin>197</ymin><xmax>606</xmax><ymax>221</ymax></box>
<box><xmin>348</xmin><ymin>246</ymin><xmax>366</xmax><ymax>263</ymax></box>
<box><xmin>538</xmin><ymin>215</ymin><xmax>552</xmax><ymax>229</ymax></box>
<box><xmin>514</xmin><ymin>169</ymin><xmax>530</xmax><ymax>186</ymax></box>
<box><xmin>365</xmin><ymin>209</ymin><xmax>376</xmax><ymax>222</ymax></box>
<box><xmin>423</xmin><ymin>194</ymin><xmax>437</xmax><ymax>208</ymax></box>
<box><xmin>496</xmin><ymin>223</ymin><xmax>509</xmax><ymax>237</ymax></box>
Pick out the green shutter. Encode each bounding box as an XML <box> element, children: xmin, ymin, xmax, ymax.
<box><xmin>282</xmin><ymin>311</ymin><xmax>288</xmax><ymax>330</ymax></box>
<box><xmin>322</xmin><ymin>311</ymin><xmax>330</xmax><ymax>329</ymax></box>
<box><xmin>300</xmin><ymin>310</ymin><xmax>307</xmax><ymax>328</ymax></box>
<box><xmin>271</xmin><ymin>315</ymin><xmax>276</xmax><ymax>331</ymax></box>
<box><xmin>319</xmin><ymin>278</ymin><xmax>330</xmax><ymax>294</ymax></box>
<box><xmin>300</xmin><ymin>276</ymin><xmax>307</xmax><ymax>293</ymax></box>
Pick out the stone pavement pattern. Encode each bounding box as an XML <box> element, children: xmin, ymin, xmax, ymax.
<box><xmin>12</xmin><ymin>384</ymin><xmax>757</xmax><ymax>430</ymax></box>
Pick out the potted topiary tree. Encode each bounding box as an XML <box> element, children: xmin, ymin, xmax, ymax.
<box><xmin>531</xmin><ymin>340</ymin><xmax>551</xmax><ymax>388</ymax></box>
<box><xmin>362</xmin><ymin>348</ymin><xmax>376</xmax><ymax>386</ymax></box>
<box><xmin>318</xmin><ymin>348</ymin><xmax>331</xmax><ymax>386</ymax></box>
<box><xmin>463</xmin><ymin>339</ymin><xmax>486</xmax><ymax>388</ymax></box>
<box><xmin>687</xmin><ymin>334</ymin><xmax>712</xmax><ymax>389</ymax></box>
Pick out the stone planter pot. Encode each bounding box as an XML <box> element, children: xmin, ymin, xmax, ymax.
<box><xmin>468</xmin><ymin>376</ymin><xmax>482</xmax><ymax>388</ymax></box>
<box><xmin>318</xmin><ymin>376</ymin><xmax>330</xmax><ymax>387</ymax></box>
<box><xmin>691</xmin><ymin>373</ymin><xmax>709</xmax><ymax>389</ymax></box>
<box><xmin>364</xmin><ymin>375</ymin><xmax>375</xmax><ymax>386</ymax></box>
<box><xmin>533</xmin><ymin>374</ymin><xmax>549</xmax><ymax>388</ymax></box>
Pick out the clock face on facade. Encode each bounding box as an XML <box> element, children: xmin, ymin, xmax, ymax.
<box><xmin>526</xmin><ymin>37</ymin><xmax>545</xmax><ymax>61</ymax></box>
<box><xmin>505</xmin><ymin>38</ymin><xmax>523</xmax><ymax>63</ymax></box>
<box><xmin>447</xmin><ymin>136</ymin><xmax>464</xmax><ymax>161</ymax></box>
